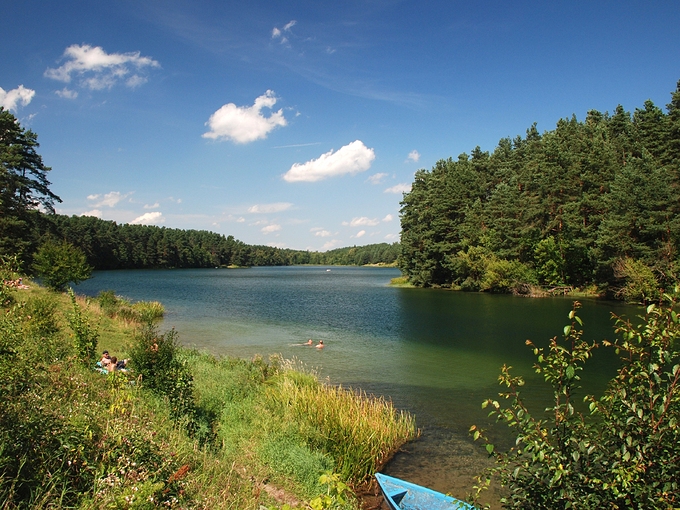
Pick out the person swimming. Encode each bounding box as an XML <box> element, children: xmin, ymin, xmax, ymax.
<box><xmin>305</xmin><ymin>339</ymin><xmax>313</xmax><ymax>345</ymax></box>
<box><xmin>316</xmin><ymin>340</ymin><xmax>324</xmax><ymax>349</ymax></box>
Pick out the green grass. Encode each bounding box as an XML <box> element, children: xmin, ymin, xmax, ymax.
<box><xmin>0</xmin><ymin>273</ymin><xmax>417</xmax><ymax>509</ymax></box>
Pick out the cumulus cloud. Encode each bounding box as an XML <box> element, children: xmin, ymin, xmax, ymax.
<box><xmin>342</xmin><ymin>217</ymin><xmax>380</xmax><ymax>227</ymax></box>
<box><xmin>283</xmin><ymin>140</ymin><xmax>375</xmax><ymax>183</ymax></box>
<box><xmin>45</xmin><ymin>44</ymin><xmax>159</xmax><ymax>90</ymax></box>
<box><xmin>367</xmin><ymin>172</ymin><xmax>388</xmax><ymax>184</ymax></box>
<box><xmin>383</xmin><ymin>214</ymin><xmax>394</xmax><ymax>222</ymax></box>
<box><xmin>406</xmin><ymin>150</ymin><xmax>421</xmax><ymax>162</ymax></box>
<box><xmin>130</xmin><ymin>211</ymin><xmax>164</xmax><ymax>225</ymax></box>
<box><xmin>384</xmin><ymin>183</ymin><xmax>411</xmax><ymax>194</ymax></box>
<box><xmin>261</xmin><ymin>224</ymin><xmax>282</xmax><ymax>234</ymax></box>
<box><xmin>248</xmin><ymin>202</ymin><xmax>293</xmax><ymax>214</ymax></box>
<box><xmin>311</xmin><ymin>228</ymin><xmax>332</xmax><ymax>237</ymax></box>
<box><xmin>353</xmin><ymin>230</ymin><xmax>366</xmax><ymax>238</ymax></box>
<box><xmin>203</xmin><ymin>90</ymin><xmax>287</xmax><ymax>144</ymax></box>
<box><xmin>55</xmin><ymin>87</ymin><xmax>78</xmax><ymax>99</ymax></box>
<box><xmin>322</xmin><ymin>239</ymin><xmax>341</xmax><ymax>251</ymax></box>
<box><xmin>87</xmin><ymin>191</ymin><xmax>131</xmax><ymax>208</ymax></box>
<box><xmin>0</xmin><ymin>85</ymin><xmax>35</xmax><ymax>111</ymax></box>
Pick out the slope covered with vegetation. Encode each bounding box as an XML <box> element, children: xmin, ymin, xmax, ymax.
<box><xmin>399</xmin><ymin>80</ymin><xmax>680</xmax><ymax>302</ymax></box>
<box><xmin>0</xmin><ymin>260</ymin><xmax>416</xmax><ymax>509</ymax></box>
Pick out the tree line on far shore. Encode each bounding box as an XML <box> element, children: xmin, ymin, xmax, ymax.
<box><xmin>399</xmin><ymin>80</ymin><xmax>680</xmax><ymax>302</ymax></box>
<box><xmin>35</xmin><ymin>214</ymin><xmax>400</xmax><ymax>270</ymax></box>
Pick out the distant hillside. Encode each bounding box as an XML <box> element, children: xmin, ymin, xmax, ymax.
<box><xmin>32</xmin><ymin>213</ymin><xmax>399</xmax><ymax>269</ymax></box>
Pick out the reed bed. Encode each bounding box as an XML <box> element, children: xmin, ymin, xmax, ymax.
<box><xmin>265</xmin><ymin>370</ymin><xmax>418</xmax><ymax>484</ymax></box>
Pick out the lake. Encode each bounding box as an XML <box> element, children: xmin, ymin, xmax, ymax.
<box><xmin>76</xmin><ymin>266</ymin><xmax>638</xmax><ymax>502</ymax></box>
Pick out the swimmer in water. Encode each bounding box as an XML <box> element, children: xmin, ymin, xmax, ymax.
<box><xmin>305</xmin><ymin>339</ymin><xmax>313</xmax><ymax>345</ymax></box>
<box><xmin>316</xmin><ymin>340</ymin><xmax>324</xmax><ymax>349</ymax></box>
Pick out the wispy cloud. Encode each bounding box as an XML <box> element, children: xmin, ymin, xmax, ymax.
<box><xmin>55</xmin><ymin>88</ymin><xmax>78</xmax><ymax>99</ymax></box>
<box><xmin>311</xmin><ymin>227</ymin><xmax>332</xmax><ymax>237</ymax></box>
<box><xmin>384</xmin><ymin>183</ymin><xmax>411</xmax><ymax>194</ymax></box>
<box><xmin>342</xmin><ymin>216</ymin><xmax>379</xmax><ymax>227</ymax></box>
<box><xmin>272</xmin><ymin>142</ymin><xmax>322</xmax><ymax>149</ymax></box>
<box><xmin>406</xmin><ymin>150</ymin><xmax>420</xmax><ymax>163</ymax></box>
<box><xmin>261</xmin><ymin>224</ymin><xmax>282</xmax><ymax>234</ymax></box>
<box><xmin>248</xmin><ymin>202</ymin><xmax>293</xmax><ymax>213</ymax></box>
<box><xmin>130</xmin><ymin>211</ymin><xmax>164</xmax><ymax>225</ymax></box>
<box><xmin>367</xmin><ymin>172</ymin><xmax>388</xmax><ymax>184</ymax></box>
<box><xmin>0</xmin><ymin>85</ymin><xmax>35</xmax><ymax>111</ymax></box>
<box><xmin>283</xmin><ymin>140</ymin><xmax>375</xmax><ymax>183</ymax></box>
<box><xmin>143</xmin><ymin>202</ymin><xmax>160</xmax><ymax>209</ymax></box>
<box><xmin>80</xmin><ymin>209</ymin><xmax>102</xmax><ymax>218</ymax></box>
<box><xmin>203</xmin><ymin>90</ymin><xmax>287</xmax><ymax>143</ymax></box>
<box><xmin>272</xmin><ymin>20</ymin><xmax>297</xmax><ymax>45</ymax></box>
<box><xmin>87</xmin><ymin>191</ymin><xmax>132</xmax><ymax>208</ymax></box>
<box><xmin>45</xmin><ymin>44</ymin><xmax>159</xmax><ymax>90</ymax></box>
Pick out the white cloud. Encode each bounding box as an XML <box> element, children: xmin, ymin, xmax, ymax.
<box><xmin>143</xmin><ymin>202</ymin><xmax>160</xmax><ymax>209</ymax></box>
<box><xmin>45</xmin><ymin>44</ymin><xmax>159</xmax><ymax>90</ymax></box>
<box><xmin>272</xmin><ymin>20</ymin><xmax>296</xmax><ymax>41</ymax></box>
<box><xmin>203</xmin><ymin>90</ymin><xmax>287</xmax><ymax>144</ymax></box>
<box><xmin>342</xmin><ymin>216</ymin><xmax>380</xmax><ymax>227</ymax></box>
<box><xmin>322</xmin><ymin>239</ymin><xmax>341</xmax><ymax>251</ymax></box>
<box><xmin>55</xmin><ymin>87</ymin><xmax>78</xmax><ymax>99</ymax></box>
<box><xmin>283</xmin><ymin>140</ymin><xmax>375</xmax><ymax>183</ymax></box>
<box><xmin>87</xmin><ymin>191</ymin><xmax>131</xmax><ymax>208</ymax></box>
<box><xmin>0</xmin><ymin>85</ymin><xmax>35</xmax><ymax>111</ymax></box>
<box><xmin>384</xmin><ymin>183</ymin><xmax>411</xmax><ymax>194</ymax></box>
<box><xmin>353</xmin><ymin>230</ymin><xmax>366</xmax><ymax>238</ymax></box>
<box><xmin>406</xmin><ymin>150</ymin><xmax>421</xmax><ymax>163</ymax></box>
<box><xmin>248</xmin><ymin>202</ymin><xmax>293</xmax><ymax>214</ymax></box>
<box><xmin>130</xmin><ymin>211</ymin><xmax>164</xmax><ymax>225</ymax></box>
<box><xmin>385</xmin><ymin>233</ymin><xmax>400</xmax><ymax>240</ymax></box>
<box><xmin>312</xmin><ymin>229</ymin><xmax>332</xmax><ymax>237</ymax></box>
<box><xmin>272</xmin><ymin>27</ymin><xmax>282</xmax><ymax>39</ymax></box>
<box><xmin>80</xmin><ymin>209</ymin><xmax>102</xmax><ymax>218</ymax></box>
<box><xmin>383</xmin><ymin>214</ymin><xmax>394</xmax><ymax>222</ymax></box>
<box><xmin>283</xmin><ymin>20</ymin><xmax>297</xmax><ymax>31</ymax></box>
<box><xmin>261</xmin><ymin>224</ymin><xmax>282</xmax><ymax>234</ymax></box>
<box><xmin>367</xmin><ymin>172</ymin><xmax>388</xmax><ymax>184</ymax></box>
<box><xmin>236</xmin><ymin>217</ymin><xmax>245</xmax><ymax>223</ymax></box>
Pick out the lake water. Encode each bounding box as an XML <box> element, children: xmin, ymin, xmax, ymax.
<box><xmin>76</xmin><ymin>266</ymin><xmax>638</xmax><ymax>502</ymax></box>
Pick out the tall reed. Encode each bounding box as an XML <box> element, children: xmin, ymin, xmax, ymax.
<box><xmin>265</xmin><ymin>370</ymin><xmax>418</xmax><ymax>483</ymax></box>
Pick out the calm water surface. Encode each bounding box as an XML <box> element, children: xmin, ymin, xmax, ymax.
<box><xmin>76</xmin><ymin>266</ymin><xmax>638</xmax><ymax>501</ymax></box>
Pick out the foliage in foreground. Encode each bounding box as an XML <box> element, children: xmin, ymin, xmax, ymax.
<box><xmin>0</xmin><ymin>272</ymin><xmax>416</xmax><ymax>509</ymax></box>
<box><xmin>471</xmin><ymin>299</ymin><xmax>680</xmax><ymax>509</ymax></box>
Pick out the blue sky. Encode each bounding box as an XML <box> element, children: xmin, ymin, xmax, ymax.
<box><xmin>2</xmin><ymin>1</ymin><xmax>679</xmax><ymax>251</ymax></box>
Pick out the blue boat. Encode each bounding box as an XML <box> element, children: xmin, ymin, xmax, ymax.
<box><xmin>375</xmin><ymin>472</ymin><xmax>475</xmax><ymax>510</ymax></box>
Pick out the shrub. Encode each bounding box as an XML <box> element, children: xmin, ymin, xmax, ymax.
<box><xmin>129</xmin><ymin>326</ymin><xmax>197</xmax><ymax>430</ymax></box>
<box><xmin>32</xmin><ymin>240</ymin><xmax>92</xmax><ymax>291</ymax></box>
<box><xmin>613</xmin><ymin>257</ymin><xmax>660</xmax><ymax>304</ymax></box>
<box><xmin>65</xmin><ymin>288</ymin><xmax>99</xmax><ymax>365</ymax></box>
<box><xmin>472</xmin><ymin>299</ymin><xmax>680</xmax><ymax>509</ymax></box>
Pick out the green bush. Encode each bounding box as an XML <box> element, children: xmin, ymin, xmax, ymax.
<box><xmin>32</xmin><ymin>240</ymin><xmax>92</xmax><ymax>291</ymax></box>
<box><xmin>472</xmin><ymin>299</ymin><xmax>680</xmax><ymax>509</ymax></box>
<box><xmin>613</xmin><ymin>257</ymin><xmax>660</xmax><ymax>304</ymax></box>
<box><xmin>129</xmin><ymin>326</ymin><xmax>197</xmax><ymax>431</ymax></box>
<box><xmin>65</xmin><ymin>288</ymin><xmax>99</xmax><ymax>365</ymax></box>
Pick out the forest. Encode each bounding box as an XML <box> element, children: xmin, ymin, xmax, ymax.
<box><xmin>399</xmin><ymin>80</ymin><xmax>680</xmax><ymax>301</ymax></box>
<box><xmin>34</xmin><ymin>214</ymin><xmax>399</xmax><ymax>270</ymax></box>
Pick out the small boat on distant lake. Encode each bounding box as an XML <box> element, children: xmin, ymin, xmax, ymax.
<box><xmin>375</xmin><ymin>473</ymin><xmax>474</xmax><ymax>510</ymax></box>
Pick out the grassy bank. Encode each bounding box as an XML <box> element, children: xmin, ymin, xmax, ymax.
<box><xmin>0</xmin><ymin>268</ymin><xmax>417</xmax><ymax>509</ymax></box>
